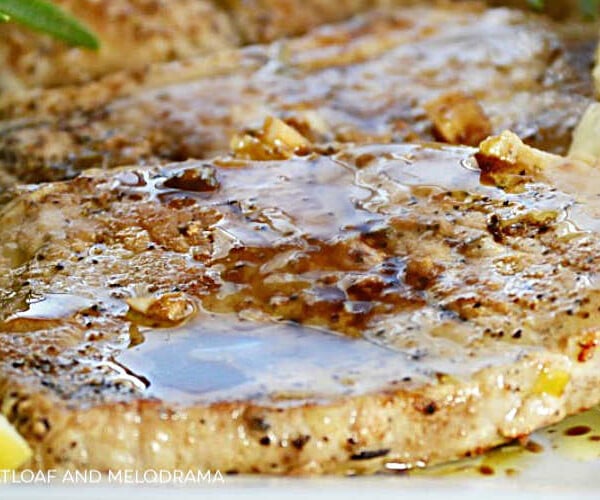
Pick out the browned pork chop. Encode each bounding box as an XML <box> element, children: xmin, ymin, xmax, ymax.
<box><xmin>224</xmin><ymin>0</ymin><xmax>590</xmax><ymax>44</ymax></box>
<box><xmin>3</xmin><ymin>1</ymin><xmax>577</xmax><ymax>92</ymax></box>
<box><xmin>0</xmin><ymin>5</ymin><xmax>595</xmax><ymax>189</ymax></box>
<box><xmin>0</xmin><ymin>133</ymin><xmax>599</xmax><ymax>474</ymax></box>
<box><xmin>0</xmin><ymin>0</ymin><xmax>239</xmax><ymax>93</ymax></box>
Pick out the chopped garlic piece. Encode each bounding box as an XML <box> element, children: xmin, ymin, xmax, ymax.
<box><xmin>478</xmin><ymin>131</ymin><xmax>600</xmax><ymax>198</ymax></box>
<box><xmin>231</xmin><ymin>116</ymin><xmax>311</xmax><ymax>160</ymax></box>
<box><xmin>424</xmin><ymin>91</ymin><xmax>492</xmax><ymax>146</ymax></box>
<box><xmin>263</xmin><ymin>116</ymin><xmax>310</xmax><ymax>150</ymax></box>
<box><xmin>569</xmin><ymin>103</ymin><xmax>600</xmax><ymax>163</ymax></box>
<box><xmin>478</xmin><ymin>131</ymin><xmax>560</xmax><ymax>173</ymax></box>
<box><xmin>126</xmin><ymin>292</ymin><xmax>196</xmax><ymax>325</ymax></box>
<box><xmin>0</xmin><ymin>414</ymin><xmax>32</xmax><ymax>470</ymax></box>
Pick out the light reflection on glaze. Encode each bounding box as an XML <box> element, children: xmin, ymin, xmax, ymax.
<box><xmin>6</xmin><ymin>294</ymin><xmax>95</xmax><ymax>321</ymax></box>
<box><xmin>118</xmin><ymin>311</ymin><xmax>433</xmax><ymax>405</ymax></box>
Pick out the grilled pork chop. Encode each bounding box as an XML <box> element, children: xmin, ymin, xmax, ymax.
<box><xmin>0</xmin><ymin>1</ymin><xmax>585</xmax><ymax>92</ymax></box>
<box><xmin>222</xmin><ymin>0</ymin><xmax>588</xmax><ymax>44</ymax></box>
<box><xmin>0</xmin><ymin>131</ymin><xmax>599</xmax><ymax>474</ymax></box>
<box><xmin>0</xmin><ymin>4</ymin><xmax>595</xmax><ymax>189</ymax></box>
<box><xmin>0</xmin><ymin>0</ymin><xmax>239</xmax><ymax>93</ymax></box>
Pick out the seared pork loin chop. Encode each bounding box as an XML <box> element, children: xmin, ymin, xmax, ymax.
<box><xmin>0</xmin><ymin>0</ymin><xmax>427</xmax><ymax>91</ymax></box>
<box><xmin>0</xmin><ymin>4</ymin><xmax>595</xmax><ymax>189</ymax></box>
<box><xmin>0</xmin><ymin>0</ymin><xmax>239</xmax><ymax>93</ymax></box>
<box><xmin>1</xmin><ymin>1</ymin><xmax>581</xmax><ymax>92</ymax></box>
<box><xmin>225</xmin><ymin>0</ymin><xmax>590</xmax><ymax>44</ymax></box>
<box><xmin>489</xmin><ymin>0</ymin><xmax>582</xmax><ymax>18</ymax></box>
<box><xmin>1</xmin><ymin>132</ymin><xmax>599</xmax><ymax>474</ymax></box>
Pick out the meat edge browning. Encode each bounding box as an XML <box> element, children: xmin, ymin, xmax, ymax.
<box><xmin>2</xmin><ymin>350</ymin><xmax>599</xmax><ymax>474</ymax></box>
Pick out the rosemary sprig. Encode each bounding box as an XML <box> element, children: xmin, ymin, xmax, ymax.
<box><xmin>0</xmin><ymin>0</ymin><xmax>99</xmax><ymax>49</ymax></box>
<box><xmin>527</xmin><ymin>0</ymin><xmax>545</xmax><ymax>10</ymax></box>
<box><xmin>579</xmin><ymin>0</ymin><xmax>600</xmax><ymax>18</ymax></box>
<box><xmin>527</xmin><ymin>0</ymin><xmax>600</xmax><ymax>17</ymax></box>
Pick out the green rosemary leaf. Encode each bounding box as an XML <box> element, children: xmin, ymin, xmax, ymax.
<box><xmin>527</xmin><ymin>0</ymin><xmax>545</xmax><ymax>11</ymax></box>
<box><xmin>527</xmin><ymin>0</ymin><xmax>600</xmax><ymax>17</ymax></box>
<box><xmin>580</xmin><ymin>0</ymin><xmax>600</xmax><ymax>19</ymax></box>
<box><xmin>0</xmin><ymin>0</ymin><xmax>99</xmax><ymax>49</ymax></box>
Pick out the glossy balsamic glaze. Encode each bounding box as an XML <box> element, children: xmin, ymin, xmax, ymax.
<box><xmin>117</xmin><ymin>144</ymin><xmax>490</xmax><ymax>405</ymax></box>
<box><xmin>3</xmin><ymin>142</ymin><xmax>599</xmax><ymax>411</ymax></box>
<box><xmin>118</xmin><ymin>311</ymin><xmax>434</xmax><ymax>404</ymax></box>
<box><xmin>91</xmin><ymin>143</ymin><xmax>598</xmax><ymax>405</ymax></box>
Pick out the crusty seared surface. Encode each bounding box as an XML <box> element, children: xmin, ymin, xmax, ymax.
<box><xmin>221</xmin><ymin>0</ymin><xmax>589</xmax><ymax>44</ymax></box>
<box><xmin>0</xmin><ymin>1</ymin><xmax>584</xmax><ymax>91</ymax></box>
<box><xmin>218</xmin><ymin>0</ymin><xmax>445</xmax><ymax>43</ymax></box>
<box><xmin>488</xmin><ymin>0</ymin><xmax>581</xmax><ymax>17</ymax></box>
<box><xmin>0</xmin><ymin>5</ymin><xmax>595</xmax><ymax>189</ymax></box>
<box><xmin>0</xmin><ymin>0</ymin><xmax>238</xmax><ymax>92</ymax></box>
<box><xmin>217</xmin><ymin>0</ymin><xmax>374</xmax><ymax>43</ymax></box>
<box><xmin>0</xmin><ymin>133</ymin><xmax>599</xmax><ymax>473</ymax></box>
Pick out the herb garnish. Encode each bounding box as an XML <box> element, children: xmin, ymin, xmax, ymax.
<box><xmin>527</xmin><ymin>0</ymin><xmax>600</xmax><ymax>18</ymax></box>
<box><xmin>0</xmin><ymin>0</ymin><xmax>99</xmax><ymax>49</ymax></box>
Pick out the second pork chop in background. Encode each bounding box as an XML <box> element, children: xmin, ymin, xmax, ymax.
<box><xmin>0</xmin><ymin>4</ymin><xmax>595</xmax><ymax>188</ymax></box>
<box><xmin>0</xmin><ymin>0</ymin><xmax>239</xmax><ymax>92</ymax></box>
<box><xmin>0</xmin><ymin>1</ymin><xmax>586</xmax><ymax>92</ymax></box>
<box><xmin>223</xmin><ymin>0</ymin><xmax>588</xmax><ymax>43</ymax></box>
